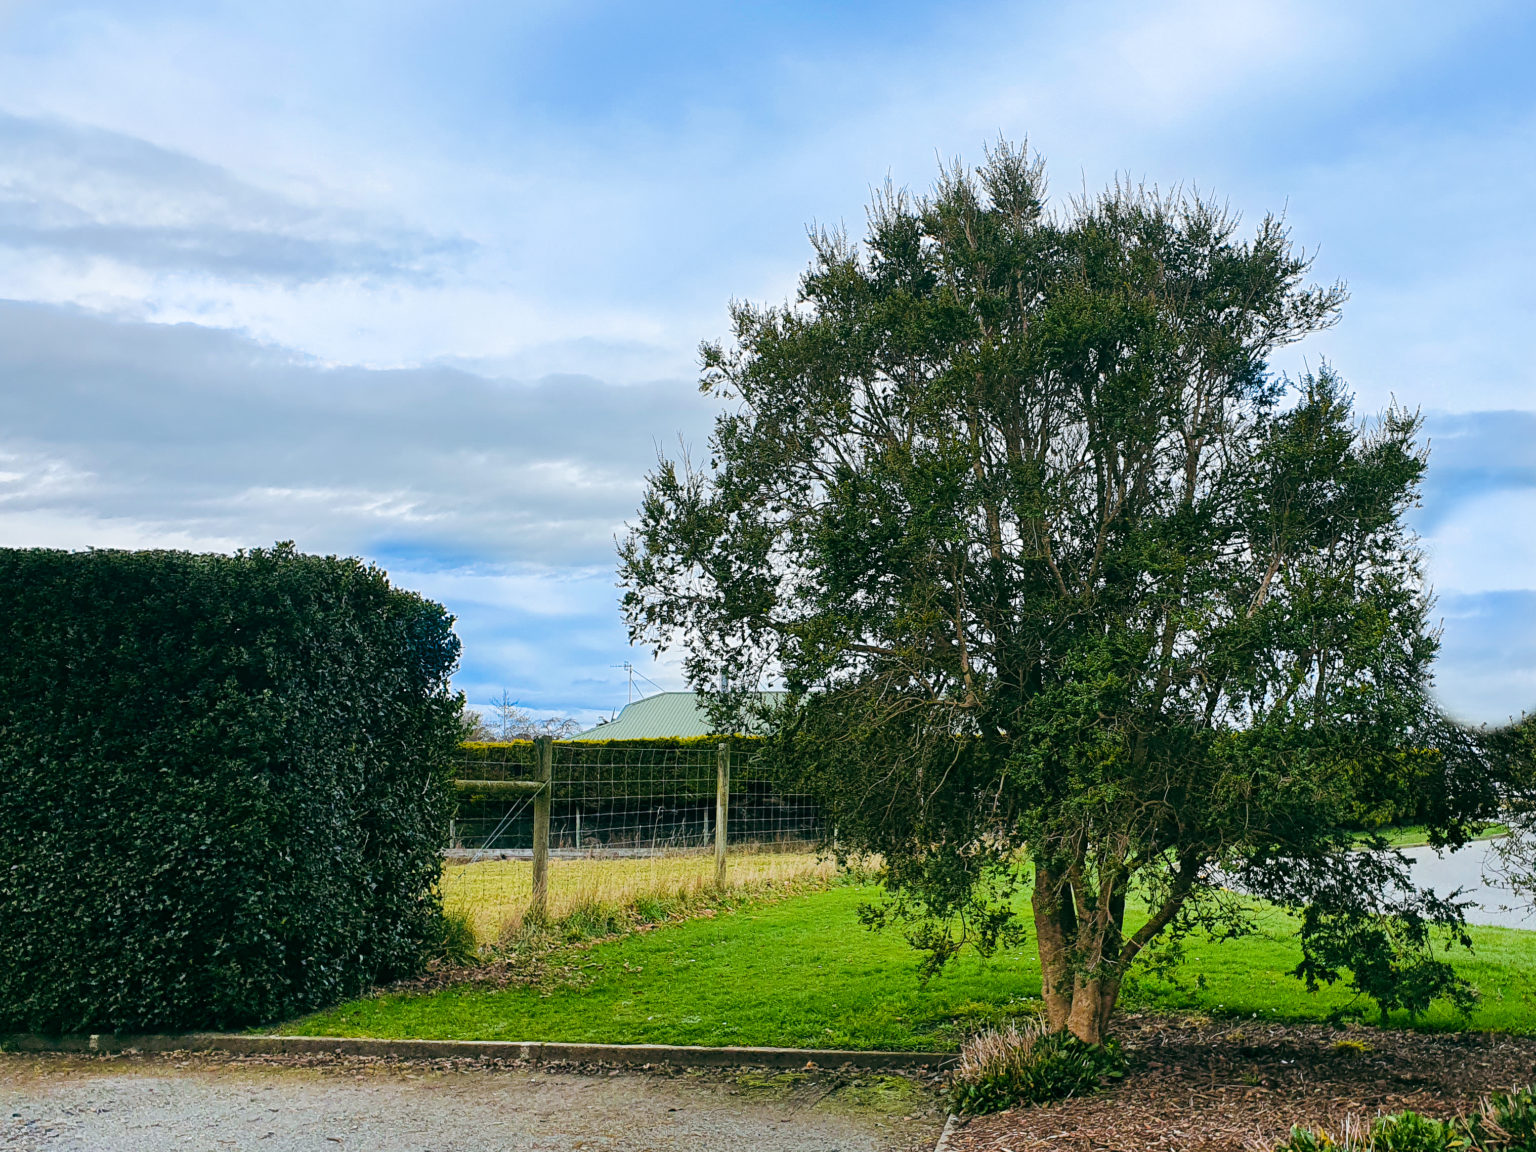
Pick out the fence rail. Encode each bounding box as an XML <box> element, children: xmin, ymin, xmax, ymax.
<box><xmin>448</xmin><ymin>738</ymin><xmax>822</xmax><ymax>912</ymax></box>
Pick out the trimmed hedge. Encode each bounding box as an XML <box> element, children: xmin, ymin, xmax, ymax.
<box><xmin>0</xmin><ymin>544</ymin><xmax>463</xmax><ymax>1033</ymax></box>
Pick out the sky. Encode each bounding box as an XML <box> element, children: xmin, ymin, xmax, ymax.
<box><xmin>0</xmin><ymin>0</ymin><xmax>1534</xmax><ymax>726</ymax></box>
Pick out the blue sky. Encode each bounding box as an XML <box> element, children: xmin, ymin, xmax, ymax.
<box><xmin>0</xmin><ymin>0</ymin><xmax>1533</xmax><ymax>725</ymax></box>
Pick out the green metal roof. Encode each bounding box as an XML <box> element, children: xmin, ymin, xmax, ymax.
<box><xmin>573</xmin><ymin>691</ymin><xmax>784</xmax><ymax>740</ymax></box>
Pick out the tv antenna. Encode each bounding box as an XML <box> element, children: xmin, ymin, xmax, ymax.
<box><xmin>611</xmin><ymin>661</ymin><xmax>665</xmax><ymax>704</ymax></box>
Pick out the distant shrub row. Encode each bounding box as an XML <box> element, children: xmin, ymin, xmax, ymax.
<box><xmin>458</xmin><ymin>735</ymin><xmax>759</xmax><ymax>761</ymax></box>
<box><xmin>0</xmin><ymin>545</ymin><xmax>464</xmax><ymax>1033</ymax></box>
<box><xmin>455</xmin><ymin>736</ymin><xmax>778</xmax><ymax>802</ymax></box>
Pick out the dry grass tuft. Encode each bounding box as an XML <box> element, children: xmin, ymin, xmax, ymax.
<box><xmin>441</xmin><ymin>850</ymin><xmax>838</xmax><ymax>945</ymax></box>
<box><xmin>954</xmin><ymin>1016</ymin><xmax>1050</xmax><ymax>1084</ymax></box>
<box><xmin>948</xmin><ymin>1015</ymin><xmax>1125</xmax><ymax>1115</ymax></box>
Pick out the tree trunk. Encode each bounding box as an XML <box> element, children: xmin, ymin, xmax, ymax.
<box><xmin>1032</xmin><ymin>867</ymin><xmax>1075</xmax><ymax>1032</ymax></box>
<box><xmin>1063</xmin><ymin>974</ymin><xmax>1121</xmax><ymax>1044</ymax></box>
<box><xmin>1032</xmin><ymin>870</ymin><xmax>1123</xmax><ymax>1044</ymax></box>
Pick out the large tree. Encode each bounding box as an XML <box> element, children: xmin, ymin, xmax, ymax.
<box><xmin>620</xmin><ymin>144</ymin><xmax>1493</xmax><ymax>1042</ymax></box>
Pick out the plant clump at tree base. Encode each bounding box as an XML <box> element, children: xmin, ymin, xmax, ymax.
<box><xmin>947</xmin><ymin>1017</ymin><xmax>1125</xmax><ymax>1115</ymax></box>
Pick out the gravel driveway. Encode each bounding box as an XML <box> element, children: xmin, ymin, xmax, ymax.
<box><xmin>0</xmin><ymin>1051</ymin><xmax>943</xmax><ymax>1152</ymax></box>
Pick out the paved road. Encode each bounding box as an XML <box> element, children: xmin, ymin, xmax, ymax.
<box><xmin>1404</xmin><ymin>838</ymin><xmax>1536</xmax><ymax>929</ymax></box>
<box><xmin>0</xmin><ymin>1052</ymin><xmax>942</xmax><ymax>1152</ymax></box>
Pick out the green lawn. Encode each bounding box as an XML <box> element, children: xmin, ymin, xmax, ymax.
<box><xmin>279</xmin><ymin>885</ymin><xmax>1536</xmax><ymax>1051</ymax></box>
<box><xmin>1367</xmin><ymin>823</ymin><xmax>1508</xmax><ymax>849</ymax></box>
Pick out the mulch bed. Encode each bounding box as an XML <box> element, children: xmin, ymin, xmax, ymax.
<box><xmin>946</xmin><ymin>1014</ymin><xmax>1536</xmax><ymax>1152</ymax></box>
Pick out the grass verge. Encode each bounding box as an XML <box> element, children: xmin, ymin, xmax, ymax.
<box><xmin>442</xmin><ymin>850</ymin><xmax>837</xmax><ymax>946</ymax></box>
<box><xmin>280</xmin><ymin>884</ymin><xmax>1536</xmax><ymax>1051</ymax></box>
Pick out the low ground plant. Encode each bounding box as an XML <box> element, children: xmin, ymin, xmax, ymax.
<box><xmin>947</xmin><ymin>1017</ymin><xmax>1124</xmax><ymax>1115</ymax></box>
<box><xmin>1276</xmin><ymin>1085</ymin><xmax>1536</xmax><ymax>1150</ymax></box>
<box><xmin>1487</xmin><ymin>1087</ymin><xmax>1536</xmax><ymax>1146</ymax></box>
<box><xmin>435</xmin><ymin>910</ymin><xmax>480</xmax><ymax>968</ymax></box>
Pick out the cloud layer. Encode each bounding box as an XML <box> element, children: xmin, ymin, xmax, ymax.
<box><xmin>0</xmin><ymin>112</ymin><xmax>470</xmax><ymax>284</ymax></box>
<box><xmin>0</xmin><ymin>300</ymin><xmax>712</xmax><ymax>562</ymax></box>
<box><xmin>2</xmin><ymin>298</ymin><xmax>1533</xmax><ymax>723</ymax></box>
<box><xmin>0</xmin><ymin>0</ymin><xmax>1532</xmax><ymax>722</ymax></box>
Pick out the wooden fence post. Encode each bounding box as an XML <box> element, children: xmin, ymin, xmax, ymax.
<box><xmin>531</xmin><ymin>735</ymin><xmax>553</xmax><ymax>919</ymax></box>
<box><xmin>715</xmin><ymin>741</ymin><xmax>730</xmax><ymax>887</ymax></box>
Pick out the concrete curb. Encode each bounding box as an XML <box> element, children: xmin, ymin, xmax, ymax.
<box><xmin>1</xmin><ymin>1033</ymin><xmax>954</xmax><ymax>1072</ymax></box>
<box><xmin>933</xmin><ymin>1113</ymin><xmax>963</xmax><ymax>1151</ymax></box>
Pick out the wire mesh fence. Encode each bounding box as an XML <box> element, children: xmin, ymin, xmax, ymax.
<box><xmin>449</xmin><ymin>741</ymin><xmax>820</xmax><ymax>860</ymax></box>
<box><xmin>449</xmin><ymin>741</ymin><xmax>541</xmax><ymax>856</ymax></box>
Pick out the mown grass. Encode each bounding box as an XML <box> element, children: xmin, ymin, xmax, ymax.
<box><xmin>281</xmin><ymin>884</ymin><xmax>1536</xmax><ymax>1051</ymax></box>
<box><xmin>443</xmin><ymin>851</ymin><xmax>836</xmax><ymax>945</ymax></box>
<box><xmin>1125</xmin><ymin>902</ymin><xmax>1536</xmax><ymax>1028</ymax></box>
<box><xmin>1364</xmin><ymin>824</ymin><xmax>1509</xmax><ymax>849</ymax></box>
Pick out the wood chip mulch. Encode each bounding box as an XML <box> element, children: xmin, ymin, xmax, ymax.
<box><xmin>946</xmin><ymin>1014</ymin><xmax>1536</xmax><ymax>1152</ymax></box>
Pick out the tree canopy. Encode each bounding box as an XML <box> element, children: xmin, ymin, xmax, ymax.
<box><xmin>620</xmin><ymin>143</ymin><xmax>1496</xmax><ymax>1042</ymax></box>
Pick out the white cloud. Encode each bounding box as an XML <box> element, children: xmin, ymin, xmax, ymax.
<box><xmin>1432</xmin><ymin>591</ymin><xmax>1536</xmax><ymax>725</ymax></box>
<box><xmin>0</xmin><ymin>301</ymin><xmax>716</xmax><ymax>568</ymax></box>
<box><xmin>0</xmin><ymin>1</ymin><xmax>1520</xmax><ymax>402</ymax></box>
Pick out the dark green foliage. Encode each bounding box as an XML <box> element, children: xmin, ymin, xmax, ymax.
<box><xmin>947</xmin><ymin>1024</ymin><xmax>1124</xmax><ymax>1115</ymax></box>
<box><xmin>0</xmin><ymin>543</ymin><xmax>463</xmax><ymax>1033</ymax></box>
<box><xmin>1290</xmin><ymin>863</ymin><xmax>1478</xmax><ymax>1025</ymax></box>
<box><xmin>456</xmin><ymin>740</ymin><xmax>540</xmax><ymax>780</ymax></box>
<box><xmin>1482</xmin><ymin>719</ymin><xmax>1536</xmax><ymax>915</ymax></box>
<box><xmin>461</xmin><ymin>736</ymin><xmax>744</xmax><ymax>761</ymax></box>
<box><xmin>621</xmin><ymin>141</ymin><xmax>1499</xmax><ymax>1040</ymax></box>
<box><xmin>1346</xmin><ymin>749</ymin><xmax>1450</xmax><ymax>830</ymax></box>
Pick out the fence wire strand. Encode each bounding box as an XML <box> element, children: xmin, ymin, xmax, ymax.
<box><xmin>450</xmin><ymin>742</ymin><xmax>820</xmax><ymax>858</ymax></box>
